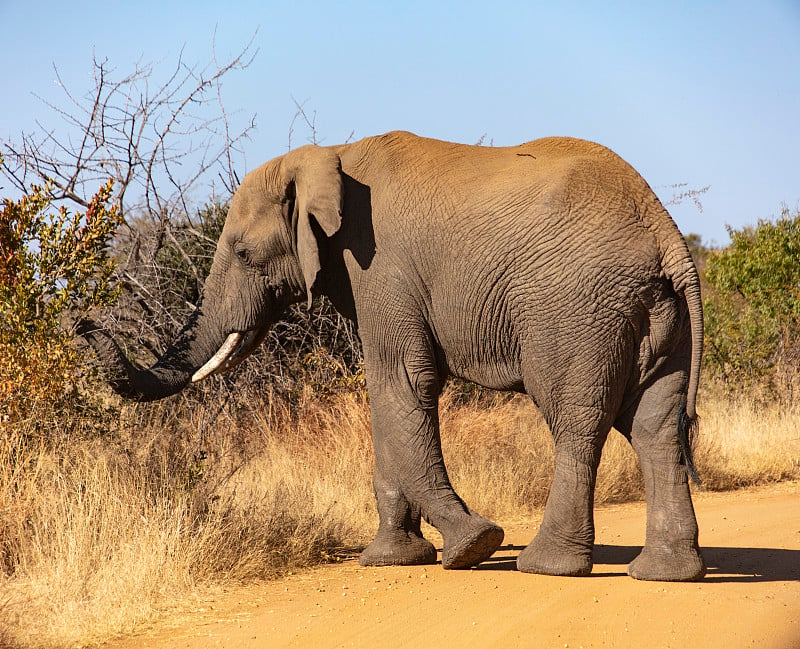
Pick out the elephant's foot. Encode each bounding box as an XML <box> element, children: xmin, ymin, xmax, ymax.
<box><xmin>441</xmin><ymin>516</ymin><xmax>504</xmax><ymax>569</ymax></box>
<box><xmin>627</xmin><ymin>542</ymin><xmax>705</xmax><ymax>581</ymax></box>
<box><xmin>359</xmin><ymin>530</ymin><xmax>437</xmax><ymax>567</ymax></box>
<box><xmin>517</xmin><ymin>528</ymin><xmax>593</xmax><ymax>576</ymax></box>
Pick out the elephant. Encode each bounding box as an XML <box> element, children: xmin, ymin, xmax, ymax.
<box><xmin>80</xmin><ymin>130</ymin><xmax>706</xmax><ymax>581</ymax></box>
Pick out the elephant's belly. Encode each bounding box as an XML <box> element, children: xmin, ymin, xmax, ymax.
<box><xmin>454</xmin><ymin>363</ymin><xmax>526</xmax><ymax>392</ymax></box>
<box><xmin>435</xmin><ymin>335</ymin><xmax>525</xmax><ymax>393</ymax></box>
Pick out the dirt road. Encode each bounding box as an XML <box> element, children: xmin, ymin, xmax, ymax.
<box><xmin>108</xmin><ymin>482</ymin><xmax>800</xmax><ymax>649</ymax></box>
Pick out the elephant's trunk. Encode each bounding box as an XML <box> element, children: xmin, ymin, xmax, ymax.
<box><xmin>77</xmin><ymin>305</ymin><xmax>228</xmax><ymax>402</ymax></box>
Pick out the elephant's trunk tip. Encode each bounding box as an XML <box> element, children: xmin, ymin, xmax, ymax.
<box><xmin>75</xmin><ymin>318</ymin><xmax>138</xmax><ymax>398</ymax></box>
<box><xmin>75</xmin><ymin>317</ymin><xmax>189</xmax><ymax>403</ymax></box>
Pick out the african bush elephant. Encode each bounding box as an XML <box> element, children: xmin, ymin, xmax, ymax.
<box><xmin>81</xmin><ymin>131</ymin><xmax>706</xmax><ymax>581</ymax></box>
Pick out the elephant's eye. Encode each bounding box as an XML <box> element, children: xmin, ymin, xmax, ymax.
<box><xmin>234</xmin><ymin>246</ymin><xmax>250</xmax><ymax>263</ymax></box>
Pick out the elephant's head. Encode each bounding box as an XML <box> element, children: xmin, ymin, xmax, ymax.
<box><xmin>80</xmin><ymin>145</ymin><xmax>344</xmax><ymax>401</ymax></box>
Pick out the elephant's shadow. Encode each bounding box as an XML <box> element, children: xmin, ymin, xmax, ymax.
<box><xmin>465</xmin><ymin>544</ymin><xmax>800</xmax><ymax>583</ymax></box>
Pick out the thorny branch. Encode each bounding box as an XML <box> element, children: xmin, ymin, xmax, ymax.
<box><xmin>2</xmin><ymin>37</ymin><xmax>257</xmax><ymax>232</ymax></box>
<box><xmin>664</xmin><ymin>182</ymin><xmax>710</xmax><ymax>213</ymax></box>
<box><xmin>288</xmin><ymin>96</ymin><xmax>320</xmax><ymax>149</ymax></box>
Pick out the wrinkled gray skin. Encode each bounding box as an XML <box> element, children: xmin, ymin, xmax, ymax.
<box><xmin>81</xmin><ymin>131</ymin><xmax>706</xmax><ymax>581</ymax></box>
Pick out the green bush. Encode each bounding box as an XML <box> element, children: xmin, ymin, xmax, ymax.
<box><xmin>703</xmin><ymin>208</ymin><xmax>800</xmax><ymax>393</ymax></box>
<box><xmin>0</xmin><ymin>177</ymin><xmax>122</xmax><ymax>429</ymax></box>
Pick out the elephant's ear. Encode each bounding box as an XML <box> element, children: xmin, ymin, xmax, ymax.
<box><xmin>282</xmin><ymin>146</ymin><xmax>343</xmax><ymax>308</ymax></box>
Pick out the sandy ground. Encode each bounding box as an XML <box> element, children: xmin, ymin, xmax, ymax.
<box><xmin>106</xmin><ymin>482</ymin><xmax>800</xmax><ymax>649</ymax></box>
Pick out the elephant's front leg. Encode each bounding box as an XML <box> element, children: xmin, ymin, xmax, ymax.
<box><xmin>359</xmin><ymin>350</ymin><xmax>504</xmax><ymax>569</ymax></box>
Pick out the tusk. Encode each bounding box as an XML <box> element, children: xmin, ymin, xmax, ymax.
<box><xmin>192</xmin><ymin>332</ymin><xmax>243</xmax><ymax>383</ymax></box>
<box><xmin>216</xmin><ymin>329</ymin><xmax>258</xmax><ymax>372</ymax></box>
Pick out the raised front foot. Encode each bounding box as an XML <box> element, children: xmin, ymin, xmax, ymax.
<box><xmin>627</xmin><ymin>542</ymin><xmax>706</xmax><ymax>581</ymax></box>
<box><xmin>359</xmin><ymin>530</ymin><xmax>437</xmax><ymax>567</ymax></box>
<box><xmin>441</xmin><ymin>516</ymin><xmax>504</xmax><ymax>569</ymax></box>
<box><xmin>517</xmin><ymin>527</ymin><xmax>593</xmax><ymax>576</ymax></box>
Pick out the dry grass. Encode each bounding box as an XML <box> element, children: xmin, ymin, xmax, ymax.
<box><xmin>0</xmin><ymin>390</ymin><xmax>376</xmax><ymax>648</ymax></box>
<box><xmin>694</xmin><ymin>389</ymin><xmax>800</xmax><ymax>488</ymax></box>
<box><xmin>0</xmin><ymin>385</ymin><xmax>797</xmax><ymax>648</ymax></box>
<box><xmin>439</xmin><ymin>393</ymin><xmax>646</xmax><ymax>520</ymax></box>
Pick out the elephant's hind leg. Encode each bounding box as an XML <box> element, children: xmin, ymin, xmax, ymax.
<box><xmin>517</xmin><ymin>404</ymin><xmax>610</xmax><ymax>576</ymax></box>
<box><xmin>620</xmin><ymin>370</ymin><xmax>705</xmax><ymax>581</ymax></box>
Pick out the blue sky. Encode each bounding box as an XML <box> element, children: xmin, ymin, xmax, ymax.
<box><xmin>1</xmin><ymin>1</ymin><xmax>798</xmax><ymax>244</ymax></box>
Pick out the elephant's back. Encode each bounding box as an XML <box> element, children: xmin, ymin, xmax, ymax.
<box><xmin>345</xmin><ymin>130</ymin><xmax>639</xmax><ymax>181</ymax></box>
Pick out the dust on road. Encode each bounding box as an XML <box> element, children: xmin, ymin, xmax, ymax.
<box><xmin>106</xmin><ymin>482</ymin><xmax>800</xmax><ymax>649</ymax></box>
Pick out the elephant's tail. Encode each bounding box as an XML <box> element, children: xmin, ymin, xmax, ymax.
<box><xmin>660</xmin><ymin>221</ymin><xmax>704</xmax><ymax>485</ymax></box>
<box><xmin>682</xmin><ymin>274</ymin><xmax>703</xmax><ymax>486</ymax></box>
<box><xmin>663</xmin><ymin>240</ymin><xmax>703</xmax><ymax>421</ymax></box>
<box><xmin>678</xmin><ymin>401</ymin><xmax>701</xmax><ymax>485</ymax></box>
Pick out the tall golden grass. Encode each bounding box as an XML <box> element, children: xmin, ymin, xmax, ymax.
<box><xmin>0</xmin><ymin>386</ymin><xmax>797</xmax><ymax>648</ymax></box>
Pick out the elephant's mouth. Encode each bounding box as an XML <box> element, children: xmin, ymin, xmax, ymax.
<box><xmin>191</xmin><ymin>327</ymin><xmax>267</xmax><ymax>383</ymax></box>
